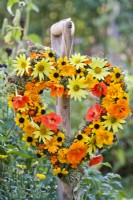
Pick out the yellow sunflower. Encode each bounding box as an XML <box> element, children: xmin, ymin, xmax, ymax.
<box><xmin>69</xmin><ymin>53</ymin><xmax>87</xmax><ymax>70</ymax></box>
<box><xmin>13</xmin><ymin>54</ymin><xmax>31</xmax><ymax>76</ymax></box>
<box><xmin>67</xmin><ymin>75</ymin><xmax>88</xmax><ymax>101</ymax></box>
<box><xmin>22</xmin><ymin>132</ymin><xmax>38</xmax><ymax>146</ymax></box>
<box><xmin>32</xmin><ymin>122</ymin><xmax>54</xmax><ymax>143</ymax></box>
<box><xmin>87</xmin><ymin>57</ymin><xmax>109</xmax><ymax>80</ymax></box>
<box><xmin>31</xmin><ymin>59</ymin><xmax>53</xmax><ymax>81</ymax></box>
<box><xmin>102</xmin><ymin>114</ymin><xmax>125</xmax><ymax>133</ymax></box>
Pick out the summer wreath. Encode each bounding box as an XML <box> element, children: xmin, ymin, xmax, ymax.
<box><xmin>8</xmin><ymin>44</ymin><xmax>131</xmax><ymax>181</ymax></box>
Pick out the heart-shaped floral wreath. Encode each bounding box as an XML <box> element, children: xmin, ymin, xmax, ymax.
<box><xmin>8</xmin><ymin>44</ymin><xmax>131</xmax><ymax>180</ymax></box>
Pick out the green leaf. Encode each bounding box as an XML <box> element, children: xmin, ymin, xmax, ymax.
<box><xmin>7</xmin><ymin>0</ymin><xmax>19</xmax><ymax>16</ymax></box>
<box><xmin>27</xmin><ymin>34</ymin><xmax>41</xmax><ymax>43</ymax></box>
<box><xmin>102</xmin><ymin>162</ymin><xmax>112</xmax><ymax>168</ymax></box>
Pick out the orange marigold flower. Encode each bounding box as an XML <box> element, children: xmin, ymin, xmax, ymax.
<box><xmin>38</xmin><ymin>143</ymin><xmax>45</xmax><ymax>151</ymax></box>
<box><xmin>108</xmin><ymin>99</ymin><xmax>131</xmax><ymax>119</ymax></box>
<box><xmin>91</xmin><ymin>82</ymin><xmax>107</xmax><ymax>97</ymax></box>
<box><xmin>60</xmin><ymin>64</ymin><xmax>76</xmax><ymax>77</ymax></box>
<box><xmin>50</xmin><ymin>155</ymin><xmax>58</xmax><ymax>165</ymax></box>
<box><xmin>58</xmin><ymin>148</ymin><xmax>68</xmax><ymax>164</ymax></box>
<box><xmin>67</xmin><ymin>142</ymin><xmax>88</xmax><ymax>164</ymax></box>
<box><xmin>104</xmin><ymin>75</ymin><xmax>112</xmax><ymax>85</ymax></box>
<box><xmin>86</xmin><ymin>104</ymin><xmax>102</xmax><ymax>121</ymax></box>
<box><xmin>83</xmin><ymin>126</ymin><xmax>92</xmax><ymax>135</ymax></box>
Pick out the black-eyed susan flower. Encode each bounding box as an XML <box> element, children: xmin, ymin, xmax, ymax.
<box><xmin>89</xmin><ymin>120</ymin><xmax>104</xmax><ymax>133</ymax></box>
<box><xmin>22</xmin><ymin>132</ymin><xmax>38</xmax><ymax>146</ymax></box>
<box><xmin>111</xmin><ymin>67</ymin><xmax>123</xmax><ymax>83</ymax></box>
<box><xmin>53</xmin><ymin>167</ymin><xmax>68</xmax><ymax>178</ymax></box>
<box><xmin>15</xmin><ymin>113</ymin><xmax>29</xmax><ymax>128</ymax></box>
<box><xmin>57</xmin><ymin>56</ymin><xmax>68</xmax><ymax>68</ymax></box>
<box><xmin>49</xmin><ymin>68</ymin><xmax>61</xmax><ymax>82</ymax></box>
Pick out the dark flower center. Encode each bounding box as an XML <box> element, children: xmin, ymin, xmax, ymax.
<box><xmin>57</xmin><ymin>137</ymin><xmax>62</xmax><ymax>142</ymax></box>
<box><xmin>27</xmin><ymin>136</ymin><xmax>33</xmax><ymax>142</ymax></box>
<box><xmin>41</xmin><ymin>109</ymin><xmax>46</xmax><ymax>114</ymax></box>
<box><xmin>77</xmin><ymin>134</ymin><xmax>83</xmax><ymax>140</ymax></box>
<box><xmin>37</xmin><ymin>153</ymin><xmax>42</xmax><ymax>158</ymax></box>
<box><xmin>49</xmin><ymin>52</ymin><xmax>54</xmax><ymax>57</ymax></box>
<box><xmin>76</xmin><ymin>69</ymin><xmax>81</xmax><ymax>73</ymax></box>
<box><xmin>62</xmin><ymin>61</ymin><xmax>66</xmax><ymax>65</ymax></box>
<box><xmin>94</xmin><ymin>124</ymin><xmax>100</xmax><ymax>129</ymax></box>
<box><xmin>58</xmin><ymin>173</ymin><xmax>63</xmax><ymax>178</ymax></box>
<box><xmin>19</xmin><ymin>117</ymin><xmax>24</xmax><ymax>123</ymax></box>
<box><xmin>39</xmin><ymin>90</ymin><xmax>43</xmax><ymax>94</ymax></box>
<box><xmin>116</xmin><ymin>73</ymin><xmax>121</xmax><ymax>78</ymax></box>
<box><xmin>54</xmin><ymin>73</ymin><xmax>59</xmax><ymax>78</ymax></box>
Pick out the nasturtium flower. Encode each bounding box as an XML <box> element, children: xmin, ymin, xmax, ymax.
<box><xmin>13</xmin><ymin>95</ymin><xmax>29</xmax><ymax>109</ymax></box>
<box><xmin>42</xmin><ymin>112</ymin><xmax>62</xmax><ymax>131</ymax></box>
<box><xmin>89</xmin><ymin>155</ymin><xmax>103</xmax><ymax>167</ymax></box>
<box><xmin>69</xmin><ymin>53</ymin><xmax>87</xmax><ymax>70</ymax></box>
<box><xmin>13</xmin><ymin>54</ymin><xmax>31</xmax><ymax>76</ymax></box>
<box><xmin>83</xmin><ymin>74</ymin><xmax>99</xmax><ymax>89</ymax></box>
<box><xmin>86</xmin><ymin>104</ymin><xmax>102</xmax><ymax>121</ymax></box>
<box><xmin>87</xmin><ymin>57</ymin><xmax>109</xmax><ymax>80</ymax></box>
<box><xmin>31</xmin><ymin>59</ymin><xmax>53</xmax><ymax>81</ymax></box>
<box><xmin>102</xmin><ymin>114</ymin><xmax>125</xmax><ymax>133</ymax></box>
<box><xmin>67</xmin><ymin>75</ymin><xmax>88</xmax><ymax>101</ymax></box>
<box><xmin>91</xmin><ymin>82</ymin><xmax>107</xmax><ymax>97</ymax></box>
<box><xmin>32</xmin><ymin>123</ymin><xmax>54</xmax><ymax>144</ymax></box>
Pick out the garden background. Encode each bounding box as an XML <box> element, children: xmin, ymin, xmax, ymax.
<box><xmin>0</xmin><ymin>0</ymin><xmax>133</xmax><ymax>199</ymax></box>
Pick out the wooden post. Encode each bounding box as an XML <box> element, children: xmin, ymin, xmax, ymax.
<box><xmin>50</xmin><ymin>18</ymin><xmax>75</xmax><ymax>200</ymax></box>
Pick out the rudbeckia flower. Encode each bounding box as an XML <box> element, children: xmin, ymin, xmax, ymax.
<box><xmin>53</xmin><ymin>167</ymin><xmax>68</xmax><ymax>178</ymax></box>
<box><xmin>86</xmin><ymin>104</ymin><xmax>102</xmax><ymax>121</ymax></box>
<box><xmin>42</xmin><ymin>112</ymin><xmax>62</xmax><ymax>131</ymax></box>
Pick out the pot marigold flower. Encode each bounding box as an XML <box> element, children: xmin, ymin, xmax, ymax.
<box><xmin>67</xmin><ymin>141</ymin><xmax>88</xmax><ymax>164</ymax></box>
<box><xmin>42</xmin><ymin>112</ymin><xmax>62</xmax><ymax>131</ymax></box>
<box><xmin>96</xmin><ymin>129</ymin><xmax>114</xmax><ymax>148</ymax></box>
<box><xmin>91</xmin><ymin>82</ymin><xmax>107</xmax><ymax>97</ymax></box>
<box><xmin>89</xmin><ymin>155</ymin><xmax>103</xmax><ymax>167</ymax></box>
<box><xmin>108</xmin><ymin>99</ymin><xmax>131</xmax><ymax>119</ymax></box>
<box><xmin>86</xmin><ymin>104</ymin><xmax>102</xmax><ymax>121</ymax></box>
